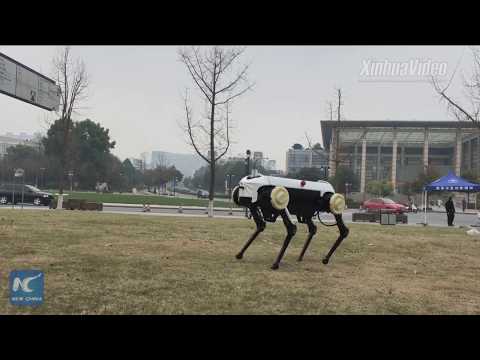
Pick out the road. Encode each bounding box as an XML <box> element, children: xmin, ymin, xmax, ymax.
<box><xmin>3</xmin><ymin>204</ymin><xmax>479</xmax><ymax>228</ymax></box>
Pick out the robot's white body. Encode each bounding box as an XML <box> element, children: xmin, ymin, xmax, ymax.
<box><xmin>237</xmin><ymin>175</ymin><xmax>335</xmax><ymax>203</ymax></box>
<box><xmin>232</xmin><ymin>174</ymin><xmax>349</xmax><ymax>270</ymax></box>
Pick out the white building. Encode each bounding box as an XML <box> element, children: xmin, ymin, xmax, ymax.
<box><xmin>285</xmin><ymin>147</ymin><xmax>329</xmax><ymax>174</ymax></box>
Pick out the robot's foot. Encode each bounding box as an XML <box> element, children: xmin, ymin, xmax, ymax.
<box><xmin>271</xmin><ymin>263</ymin><xmax>279</xmax><ymax>270</ymax></box>
<box><xmin>322</xmin><ymin>258</ymin><xmax>329</xmax><ymax>265</ymax></box>
<box><xmin>235</xmin><ymin>253</ymin><xmax>243</xmax><ymax>260</ymax></box>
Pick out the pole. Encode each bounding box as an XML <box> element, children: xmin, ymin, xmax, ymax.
<box><xmin>424</xmin><ymin>190</ymin><xmax>427</xmax><ymax>225</ymax></box>
<box><xmin>21</xmin><ymin>174</ymin><xmax>24</xmax><ymax>210</ymax></box>
<box><xmin>12</xmin><ymin>175</ymin><xmax>15</xmax><ymax>209</ymax></box>
<box><xmin>228</xmin><ymin>175</ymin><xmax>233</xmax><ymax>214</ymax></box>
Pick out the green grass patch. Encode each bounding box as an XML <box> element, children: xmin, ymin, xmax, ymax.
<box><xmin>0</xmin><ymin>210</ymin><xmax>479</xmax><ymax>314</ymax></box>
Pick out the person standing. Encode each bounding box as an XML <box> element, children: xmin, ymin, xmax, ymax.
<box><xmin>445</xmin><ymin>196</ymin><xmax>455</xmax><ymax>226</ymax></box>
<box><xmin>462</xmin><ymin>198</ymin><xmax>467</xmax><ymax>213</ymax></box>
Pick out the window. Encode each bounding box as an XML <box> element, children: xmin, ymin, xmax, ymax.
<box><xmin>382</xmin><ymin>198</ymin><xmax>395</xmax><ymax>204</ymax></box>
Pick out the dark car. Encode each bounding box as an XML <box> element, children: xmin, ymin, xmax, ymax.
<box><xmin>197</xmin><ymin>190</ymin><xmax>209</xmax><ymax>199</ymax></box>
<box><xmin>0</xmin><ymin>184</ymin><xmax>54</xmax><ymax>206</ymax></box>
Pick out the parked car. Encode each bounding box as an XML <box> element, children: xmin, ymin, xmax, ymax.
<box><xmin>0</xmin><ymin>184</ymin><xmax>54</xmax><ymax>206</ymax></box>
<box><xmin>361</xmin><ymin>198</ymin><xmax>407</xmax><ymax>214</ymax></box>
<box><xmin>197</xmin><ymin>190</ymin><xmax>209</xmax><ymax>199</ymax></box>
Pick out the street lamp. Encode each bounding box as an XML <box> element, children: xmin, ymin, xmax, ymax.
<box><xmin>68</xmin><ymin>170</ymin><xmax>74</xmax><ymax>192</ymax></box>
<box><xmin>345</xmin><ymin>182</ymin><xmax>352</xmax><ymax>207</ymax></box>
<box><xmin>245</xmin><ymin>150</ymin><xmax>251</xmax><ymax>176</ymax></box>
<box><xmin>13</xmin><ymin>168</ymin><xmax>25</xmax><ymax>209</ymax></box>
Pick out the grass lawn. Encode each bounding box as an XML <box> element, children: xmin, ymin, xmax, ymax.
<box><xmin>49</xmin><ymin>191</ymin><xmax>234</xmax><ymax>208</ymax></box>
<box><xmin>1</xmin><ymin>209</ymin><xmax>479</xmax><ymax>314</ymax></box>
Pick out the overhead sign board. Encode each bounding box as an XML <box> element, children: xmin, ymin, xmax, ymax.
<box><xmin>0</xmin><ymin>52</ymin><xmax>61</xmax><ymax>111</ymax></box>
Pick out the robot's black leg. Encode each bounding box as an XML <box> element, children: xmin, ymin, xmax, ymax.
<box><xmin>236</xmin><ymin>206</ymin><xmax>266</xmax><ymax>260</ymax></box>
<box><xmin>298</xmin><ymin>216</ymin><xmax>317</xmax><ymax>262</ymax></box>
<box><xmin>322</xmin><ymin>213</ymin><xmax>349</xmax><ymax>265</ymax></box>
<box><xmin>271</xmin><ymin>209</ymin><xmax>297</xmax><ymax>270</ymax></box>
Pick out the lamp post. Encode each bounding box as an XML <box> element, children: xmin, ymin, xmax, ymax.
<box><xmin>245</xmin><ymin>150</ymin><xmax>251</xmax><ymax>176</ymax></box>
<box><xmin>13</xmin><ymin>168</ymin><xmax>25</xmax><ymax>210</ymax></box>
<box><xmin>345</xmin><ymin>182</ymin><xmax>352</xmax><ymax>207</ymax></box>
<box><xmin>68</xmin><ymin>170</ymin><xmax>74</xmax><ymax>192</ymax></box>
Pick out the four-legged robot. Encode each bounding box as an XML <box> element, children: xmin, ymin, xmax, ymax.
<box><xmin>232</xmin><ymin>175</ymin><xmax>349</xmax><ymax>270</ymax></box>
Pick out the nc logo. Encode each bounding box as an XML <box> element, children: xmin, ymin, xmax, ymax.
<box><xmin>9</xmin><ymin>270</ymin><xmax>44</xmax><ymax>307</ymax></box>
<box><xmin>12</xmin><ymin>273</ymin><xmax>42</xmax><ymax>292</ymax></box>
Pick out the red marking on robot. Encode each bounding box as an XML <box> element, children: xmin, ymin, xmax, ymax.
<box><xmin>300</xmin><ymin>180</ymin><xmax>306</xmax><ymax>187</ymax></box>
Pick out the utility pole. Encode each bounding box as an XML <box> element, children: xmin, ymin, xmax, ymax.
<box><xmin>335</xmin><ymin>88</ymin><xmax>342</xmax><ymax>172</ymax></box>
<box><xmin>68</xmin><ymin>170</ymin><xmax>74</xmax><ymax>191</ymax></box>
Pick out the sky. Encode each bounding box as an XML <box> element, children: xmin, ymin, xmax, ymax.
<box><xmin>0</xmin><ymin>45</ymin><xmax>473</xmax><ymax>171</ymax></box>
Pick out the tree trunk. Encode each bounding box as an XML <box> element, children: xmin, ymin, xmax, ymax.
<box><xmin>208</xmin><ymin>73</ymin><xmax>216</xmax><ymax>218</ymax></box>
<box><xmin>56</xmin><ymin>117</ymin><xmax>71</xmax><ymax>210</ymax></box>
<box><xmin>56</xmin><ymin>160</ymin><xmax>65</xmax><ymax>210</ymax></box>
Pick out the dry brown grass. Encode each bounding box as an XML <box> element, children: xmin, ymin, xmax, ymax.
<box><xmin>0</xmin><ymin>209</ymin><xmax>479</xmax><ymax>314</ymax></box>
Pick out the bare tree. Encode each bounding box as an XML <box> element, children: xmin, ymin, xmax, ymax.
<box><xmin>432</xmin><ymin>47</ymin><xmax>480</xmax><ymax>126</ymax></box>
<box><xmin>51</xmin><ymin>46</ymin><xmax>89</xmax><ymax>209</ymax></box>
<box><xmin>179</xmin><ymin>46</ymin><xmax>254</xmax><ymax>217</ymax></box>
<box><xmin>305</xmin><ymin>88</ymin><xmax>349</xmax><ymax>176</ymax></box>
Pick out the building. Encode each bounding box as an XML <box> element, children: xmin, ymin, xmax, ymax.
<box><xmin>321</xmin><ymin>120</ymin><xmax>480</xmax><ymax>193</ymax></box>
<box><xmin>227</xmin><ymin>154</ymin><xmax>246</xmax><ymax>162</ymax></box>
<box><xmin>0</xmin><ymin>133</ymin><xmax>41</xmax><ymax>158</ymax></box>
<box><xmin>265</xmin><ymin>159</ymin><xmax>277</xmax><ymax>171</ymax></box>
<box><xmin>253</xmin><ymin>151</ymin><xmax>263</xmax><ymax>161</ymax></box>
<box><xmin>128</xmin><ymin>158</ymin><xmax>145</xmax><ymax>172</ymax></box>
<box><xmin>151</xmin><ymin>151</ymin><xmax>204</xmax><ymax>178</ymax></box>
<box><xmin>285</xmin><ymin>147</ymin><xmax>329</xmax><ymax>174</ymax></box>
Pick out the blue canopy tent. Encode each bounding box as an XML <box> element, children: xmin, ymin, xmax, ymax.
<box><xmin>422</xmin><ymin>171</ymin><xmax>480</xmax><ymax>224</ymax></box>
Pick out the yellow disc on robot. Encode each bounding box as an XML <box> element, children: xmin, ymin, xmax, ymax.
<box><xmin>270</xmin><ymin>186</ymin><xmax>289</xmax><ymax>210</ymax></box>
<box><xmin>329</xmin><ymin>193</ymin><xmax>345</xmax><ymax>214</ymax></box>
